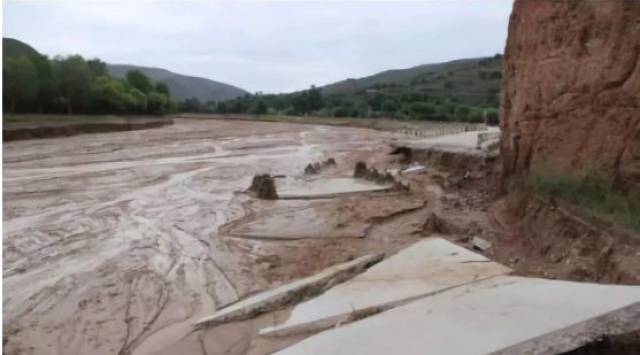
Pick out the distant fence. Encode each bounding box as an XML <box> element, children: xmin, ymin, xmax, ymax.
<box><xmin>392</xmin><ymin>123</ymin><xmax>488</xmax><ymax>139</ymax></box>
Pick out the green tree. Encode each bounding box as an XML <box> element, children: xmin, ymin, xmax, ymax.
<box><xmin>250</xmin><ymin>100</ymin><xmax>268</xmax><ymax>114</ymax></box>
<box><xmin>454</xmin><ymin>106</ymin><xmax>470</xmax><ymax>121</ymax></box>
<box><xmin>381</xmin><ymin>99</ymin><xmax>399</xmax><ymax>113</ymax></box>
<box><xmin>147</xmin><ymin>92</ymin><xmax>169</xmax><ymax>114</ymax></box>
<box><xmin>367</xmin><ymin>93</ymin><xmax>385</xmax><ymax>111</ymax></box>
<box><xmin>180</xmin><ymin>97</ymin><xmax>203</xmax><ymax>113</ymax></box>
<box><xmin>216</xmin><ymin>101</ymin><xmax>228</xmax><ymax>113</ymax></box>
<box><xmin>155</xmin><ymin>82</ymin><xmax>170</xmax><ymax>96</ymax></box>
<box><xmin>307</xmin><ymin>85</ymin><xmax>323</xmax><ymax>112</ymax></box>
<box><xmin>125</xmin><ymin>70</ymin><xmax>153</xmax><ymax>93</ymax></box>
<box><xmin>292</xmin><ymin>93</ymin><xmax>309</xmax><ymax>115</ymax></box>
<box><xmin>87</xmin><ymin>59</ymin><xmax>108</xmax><ymax>78</ymax></box>
<box><xmin>127</xmin><ymin>88</ymin><xmax>148</xmax><ymax>113</ymax></box>
<box><xmin>30</xmin><ymin>55</ymin><xmax>55</xmax><ymax>113</ymax></box>
<box><xmin>91</xmin><ymin>76</ymin><xmax>127</xmax><ymax>113</ymax></box>
<box><xmin>53</xmin><ymin>55</ymin><xmax>92</xmax><ymax>114</ymax></box>
<box><xmin>410</xmin><ymin>102</ymin><xmax>437</xmax><ymax>120</ymax></box>
<box><xmin>3</xmin><ymin>57</ymin><xmax>39</xmax><ymax>113</ymax></box>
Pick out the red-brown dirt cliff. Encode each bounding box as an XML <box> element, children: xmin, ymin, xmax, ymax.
<box><xmin>500</xmin><ymin>0</ymin><xmax>640</xmax><ymax>188</ymax></box>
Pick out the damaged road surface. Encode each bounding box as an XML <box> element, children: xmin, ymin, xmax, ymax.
<box><xmin>276</xmin><ymin>273</ymin><xmax>640</xmax><ymax>355</ymax></box>
<box><xmin>260</xmin><ymin>237</ymin><xmax>511</xmax><ymax>337</ymax></box>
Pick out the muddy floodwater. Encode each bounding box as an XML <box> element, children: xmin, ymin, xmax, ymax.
<box><xmin>4</xmin><ymin>119</ymin><xmax>427</xmax><ymax>355</ymax></box>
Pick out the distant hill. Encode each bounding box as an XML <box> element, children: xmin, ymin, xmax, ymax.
<box><xmin>214</xmin><ymin>55</ymin><xmax>503</xmax><ymax>122</ymax></box>
<box><xmin>320</xmin><ymin>56</ymin><xmax>502</xmax><ymax>107</ymax></box>
<box><xmin>107</xmin><ymin>64</ymin><xmax>248</xmax><ymax>102</ymax></box>
<box><xmin>3</xmin><ymin>38</ymin><xmax>40</xmax><ymax>58</ymax></box>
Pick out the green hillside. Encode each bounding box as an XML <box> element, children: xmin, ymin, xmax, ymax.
<box><xmin>107</xmin><ymin>64</ymin><xmax>248</xmax><ymax>103</ymax></box>
<box><xmin>200</xmin><ymin>55</ymin><xmax>502</xmax><ymax>123</ymax></box>
<box><xmin>321</xmin><ymin>56</ymin><xmax>502</xmax><ymax>108</ymax></box>
<box><xmin>3</xmin><ymin>38</ymin><xmax>40</xmax><ymax>58</ymax></box>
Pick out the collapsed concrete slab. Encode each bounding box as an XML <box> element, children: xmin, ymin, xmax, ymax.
<box><xmin>260</xmin><ymin>237</ymin><xmax>511</xmax><ymax>337</ymax></box>
<box><xmin>275</xmin><ymin>276</ymin><xmax>640</xmax><ymax>355</ymax></box>
<box><xmin>193</xmin><ymin>253</ymin><xmax>384</xmax><ymax>329</ymax></box>
<box><xmin>276</xmin><ymin>177</ymin><xmax>391</xmax><ymax>199</ymax></box>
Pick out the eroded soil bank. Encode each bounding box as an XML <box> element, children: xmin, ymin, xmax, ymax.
<box><xmin>3</xmin><ymin>118</ymin><xmax>173</xmax><ymax>142</ymax></box>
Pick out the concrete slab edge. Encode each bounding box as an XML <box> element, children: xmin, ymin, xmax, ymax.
<box><xmin>193</xmin><ymin>253</ymin><xmax>385</xmax><ymax>329</ymax></box>
<box><xmin>259</xmin><ymin>274</ymin><xmax>505</xmax><ymax>338</ymax></box>
<box><xmin>491</xmin><ymin>301</ymin><xmax>640</xmax><ymax>355</ymax></box>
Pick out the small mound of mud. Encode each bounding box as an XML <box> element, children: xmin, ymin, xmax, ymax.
<box><xmin>422</xmin><ymin>212</ymin><xmax>452</xmax><ymax>234</ymax></box>
<box><xmin>304</xmin><ymin>158</ymin><xmax>337</xmax><ymax>175</ymax></box>
<box><xmin>393</xmin><ymin>181</ymin><xmax>411</xmax><ymax>191</ymax></box>
<box><xmin>353</xmin><ymin>161</ymin><xmax>368</xmax><ymax>178</ymax></box>
<box><xmin>353</xmin><ymin>162</ymin><xmax>395</xmax><ymax>185</ymax></box>
<box><xmin>248</xmin><ymin>174</ymin><xmax>278</xmax><ymax>200</ymax></box>
<box><xmin>389</xmin><ymin>146</ymin><xmax>412</xmax><ymax>163</ymax></box>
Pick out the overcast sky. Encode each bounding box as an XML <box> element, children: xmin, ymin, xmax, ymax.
<box><xmin>3</xmin><ymin>1</ymin><xmax>512</xmax><ymax>93</ymax></box>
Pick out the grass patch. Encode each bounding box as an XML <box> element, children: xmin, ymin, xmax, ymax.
<box><xmin>526</xmin><ymin>170</ymin><xmax>640</xmax><ymax>233</ymax></box>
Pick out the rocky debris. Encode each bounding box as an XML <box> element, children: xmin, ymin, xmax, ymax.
<box><xmin>392</xmin><ymin>181</ymin><xmax>410</xmax><ymax>192</ymax></box>
<box><xmin>400</xmin><ymin>164</ymin><xmax>427</xmax><ymax>175</ymax></box>
<box><xmin>248</xmin><ymin>174</ymin><xmax>278</xmax><ymax>200</ymax></box>
<box><xmin>422</xmin><ymin>213</ymin><xmax>452</xmax><ymax>234</ymax></box>
<box><xmin>194</xmin><ymin>253</ymin><xmax>384</xmax><ymax>329</ymax></box>
<box><xmin>500</xmin><ymin>0</ymin><xmax>640</xmax><ymax>189</ymax></box>
<box><xmin>353</xmin><ymin>161</ymin><xmax>368</xmax><ymax>178</ymax></box>
<box><xmin>472</xmin><ymin>236</ymin><xmax>492</xmax><ymax>252</ymax></box>
<box><xmin>304</xmin><ymin>158</ymin><xmax>336</xmax><ymax>175</ymax></box>
<box><xmin>353</xmin><ymin>162</ymin><xmax>396</xmax><ymax>185</ymax></box>
<box><xmin>389</xmin><ymin>146</ymin><xmax>412</xmax><ymax>163</ymax></box>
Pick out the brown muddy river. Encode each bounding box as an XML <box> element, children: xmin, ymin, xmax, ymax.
<box><xmin>3</xmin><ymin>118</ymin><xmax>407</xmax><ymax>355</ymax></box>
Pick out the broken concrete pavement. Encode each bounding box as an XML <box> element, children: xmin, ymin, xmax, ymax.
<box><xmin>275</xmin><ymin>276</ymin><xmax>640</xmax><ymax>355</ymax></box>
<box><xmin>259</xmin><ymin>237</ymin><xmax>511</xmax><ymax>337</ymax></box>
<box><xmin>193</xmin><ymin>253</ymin><xmax>384</xmax><ymax>329</ymax></box>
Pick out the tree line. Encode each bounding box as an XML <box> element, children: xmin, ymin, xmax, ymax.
<box><xmin>177</xmin><ymin>85</ymin><xmax>499</xmax><ymax>124</ymax></box>
<box><xmin>3</xmin><ymin>54</ymin><xmax>175</xmax><ymax>115</ymax></box>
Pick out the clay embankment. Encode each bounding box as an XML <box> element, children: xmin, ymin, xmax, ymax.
<box><xmin>500</xmin><ymin>0</ymin><xmax>640</xmax><ymax>190</ymax></box>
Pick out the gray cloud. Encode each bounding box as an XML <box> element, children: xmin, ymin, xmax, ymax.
<box><xmin>3</xmin><ymin>1</ymin><xmax>512</xmax><ymax>93</ymax></box>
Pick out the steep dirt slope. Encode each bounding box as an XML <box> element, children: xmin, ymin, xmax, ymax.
<box><xmin>500</xmin><ymin>0</ymin><xmax>640</xmax><ymax>188</ymax></box>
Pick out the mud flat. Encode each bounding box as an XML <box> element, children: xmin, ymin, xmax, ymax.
<box><xmin>3</xmin><ymin>118</ymin><xmax>428</xmax><ymax>355</ymax></box>
<box><xmin>8</xmin><ymin>116</ymin><xmax>635</xmax><ymax>355</ymax></box>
